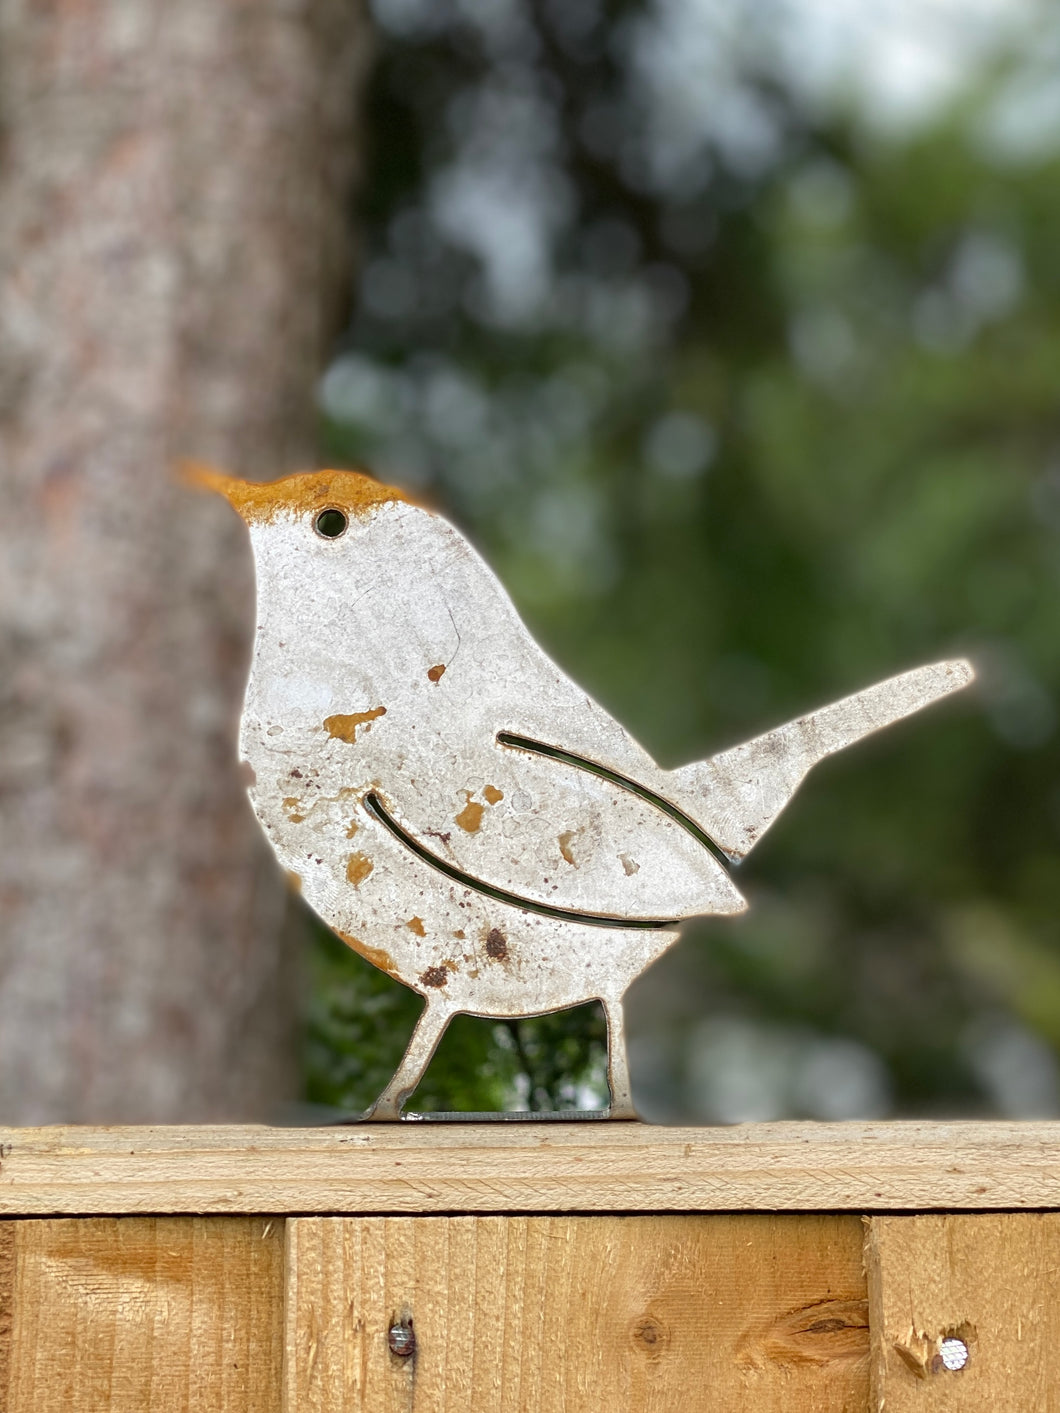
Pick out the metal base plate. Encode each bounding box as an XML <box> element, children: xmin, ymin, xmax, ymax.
<box><xmin>338</xmin><ymin>1108</ymin><xmax>642</xmax><ymax>1124</ymax></box>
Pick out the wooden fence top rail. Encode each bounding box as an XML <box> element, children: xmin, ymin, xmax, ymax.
<box><xmin>2</xmin><ymin>1120</ymin><xmax>1060</xmax><ymax>1216</ymax></box>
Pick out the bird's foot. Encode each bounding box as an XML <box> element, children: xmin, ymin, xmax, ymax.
<box><xmin>606</xmin><ymin>1098</ymin><xmax>640</xmax><ymax>1121</ymax></box>
<box><xmin>358</xmin><ymin>1096</ymin><xmax>406</xmax><ymax>1122</ymax></box>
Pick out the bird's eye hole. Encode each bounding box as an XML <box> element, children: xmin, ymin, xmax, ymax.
<box><xmin>314</xmin><ymin>508</ymin><xmax>348</xmax><ymax>539</ymax></box>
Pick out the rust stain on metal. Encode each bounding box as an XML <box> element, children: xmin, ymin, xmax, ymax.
<box><xmin>335</xmin><ymin>931</ymin><xmax>398</xmax><ymax>976</ymax></box>
<box><xmin>324</xmin><ymin>706</ymin><xmax>387</xmax><ymax>743</ymax></box>
<box><xmin>558</xmin><ymin>830</ymin><xmax>579</xmax><ymax>867</ymax></box>
<box><xmin>282</xmin><ymin>796</ymin><xmax>306</xmax><ymax>823</ymax></box>
<box><xmin>619</xmin><ymin>853</ymin><xmax>640</xmax><ymax>876</ymax></box>
<box><xmin>346</xmin><ymin>852</ymin><xmax>374</xmax><ymax>887</ymax></box>
<box><xmin>183</xmin><ymin>462</ymin><xmax>412</xmax><ymax>525</ymax></box>
<box><xmin>427</xmin><ymin>664</ymin><xmax>446</xmax><ymax>683</ymax></box>
<box><xmin>407</xmin><ymin>916</ymin><xmax>426</xmax><ymax>936</ymax></box>
<box><xmin>455</xmin><ymin>792</ymin><xmax>484</xmax><ymax>833</ymax></box>
<box><xmin>345</xmin><ymin>818</ymin><xmax>359</xmax><ymax>839</ymax></box>
<box><xmin>485</xmin><ymin>928</ymin><xmax>508</xmax><ymax>960</ymax></box>
<box><xmin>483</xmin><ymin>784</ymin><xmax>504</xmax><ymax>805</ymax></box>
<box><xmin>453</xmin><ymin>929</ymin><xmax>465</xmax><ymax>939</ymax></box>
<box><xmin>420</xmin><ymin>965</ymin><xmax>449</xmax><ymax>988</ymax></box>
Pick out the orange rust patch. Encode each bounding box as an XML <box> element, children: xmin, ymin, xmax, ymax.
<box><xmin>619</xmin><ymin>853</ymin><xmax>640</xmax><ymax>876</ymax></box>
<box><xmin>453</xmin><ymin>929</ymin><xmax>465</xmax><ymax>940</ymax></box>
<box><xmin>455</xmin><ymin>793</ymin><xmax>484</xmax><ymax>833</ymax></box>
<box><xmin>483</xmin><ymin>785</ymin><xmax>504</xmax><ymax>805</ymax></box>
<box><xmin>407</xmin><ymin>916</ymin><xmax>426</xmax><ymax>937</ymax></box>
<box><xmin>486</xmin><ymin>928</ymin><xmax>508</xmax><ymax>961</ymax></box>
<box><xmin>324</xmin><ymin>706</ymin><xmax>387</xmax><ymax>743</ymax></box>
<box><xmin>336</xmin><ymin>931</ymin><xmax>398</xmax><ymax>976</ymax></box>
<box><xmin>346</xmin><ymin>852</ymin><xmax>374</xmax><ymax>887</ymax></box>
<box><xmin>286</xmin><ymin>871</ymin><xmax>303</xmax><ymax>894</ymax></box>
<box><xmin>427</xmin><ymin>664</ymin><xmax>446</xmax><ymax>683</ymax></box>
<box><xmin>345</xmin><ymin>818</ymin><xmax>359</xmax><ymax>839</ymax></box>
<box><xmin>282</xmin><ymin>796</ymin><xmax>307</xmax><ymax>824</ymax></box>
<box><xmin>182</xmin><ymin>463</ymin><xmax>412</xmax><ymax>525</ymax></box>
<box><xmin>420</xmin><ymin>966</ymin><xmax>449</xmax><ymax>989</ymax></box>
<box><xmin>558</xmin><ymin>830</ymin><xmax>579</xmax><ymax>867</ymax></box>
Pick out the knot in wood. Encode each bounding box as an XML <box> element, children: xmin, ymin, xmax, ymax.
<box><xmin>632</xmin><ymin>1314</ymin><xmax>670</xmax><ymax>1358</ymax></box>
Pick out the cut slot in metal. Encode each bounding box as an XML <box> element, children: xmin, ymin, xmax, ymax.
<box><xmin>364</xmin><ymin>792</ymin><xmax>676</xmax><ymax>931</ymax></box>
<box><xmin>496</xmin><ymin>731</ymin><xmax>733</xmax><ymax>867</ymax></box>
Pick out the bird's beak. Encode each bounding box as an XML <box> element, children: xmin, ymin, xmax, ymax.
<box><xmin>180</xmin><ymin>460</ymin><xmax>254</xmax><ymax>518</ymax></box>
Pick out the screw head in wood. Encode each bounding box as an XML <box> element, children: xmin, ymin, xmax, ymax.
<box><xmin>388</xmin><ymin>1318</ymin><xmax>415</xmax><ymax>1357</ymax></box>
<box><xmin>939</xmin><ymin>1337</ymin><xmax>968</xmax><ymax>1371</ymax></box>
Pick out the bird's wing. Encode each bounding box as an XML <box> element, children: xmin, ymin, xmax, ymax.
<box><xmin>373</xmin><ymin>733</ymin><xmax>745</xmax><ymax>923</ymax></box>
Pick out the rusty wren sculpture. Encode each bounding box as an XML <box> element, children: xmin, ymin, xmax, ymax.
<box><xmin>191</xmin><ymin>464</ymin><xmax>973</xmax><ymax>1120</ymax></box>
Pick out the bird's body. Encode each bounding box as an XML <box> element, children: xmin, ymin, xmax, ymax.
<box><xmin>193</xmin><ymin>464</ymin><xmax>974</xmax><ymax>1119</ymax></box>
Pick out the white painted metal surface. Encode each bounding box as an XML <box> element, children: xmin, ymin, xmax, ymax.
<box><xmin>190</xmin><ymin>465</ymin><xmax>974</xmax><ymax>1120</ymax></box>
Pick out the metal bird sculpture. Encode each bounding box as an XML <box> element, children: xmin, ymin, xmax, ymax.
<box><xmin>191</xmin><ymin>464</ymin><xmax>974</xmax><ymax>1120</ymax></box>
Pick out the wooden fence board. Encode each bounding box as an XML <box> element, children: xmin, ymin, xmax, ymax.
<box><xmin>284</xmin><ymin>1214</ymin><xmax>869</xmax><ymax>1413</ymax></box>
<box><xmin>3</xmin><ymin>1122</ymin><xmax>1060</xmax><ymax>1215</ymax></box>
<box><xmin>6</xmin><ymin>1132</ymin><xmax>1060</xmax><ymax>1409</ymax></box>
<box><xmin>3</xmin><ymin>1216</ymin><xmax>283</xmax><ymax>1413</ymax></box>
<box><xmin>866</xmin><ymin>1214</ymin><xmax>1060</xmax><ymax>1411</ymax></box>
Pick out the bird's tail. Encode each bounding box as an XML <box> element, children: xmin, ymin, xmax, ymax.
<box><xmin>665</xmin><ymin>660</ymin><xmax>974</xmax><ymax>862</ymax></box>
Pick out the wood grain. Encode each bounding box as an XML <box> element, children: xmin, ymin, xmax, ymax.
<box><xmin>866</xmin><ymin>1214</ymin><xmax>1060</xmax><ymax>1411</ymax></box>
<box><xmin>4</xmin><ymin>1217</ymin><xmax>283</xmax><ymax>1412</ymax></box>
<box><xmin>0</xmin><ymin>1223</ymin><xmax>14</xmax><ymax>1411</ymax></box>
<box><xmin>284</xmin><ymin>1215</ymin><xmax>868</xmax><ymax>1413</ymax></box>
<box><xmin>2</xmin><ymin>1122</ymin><xmax>1060</xmax><ymax>1216</ymax></box>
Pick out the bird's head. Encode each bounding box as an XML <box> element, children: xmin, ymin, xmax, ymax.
<box><xmin>185</xmin><ymin>460</ymin><xmax>422</xmax><ymax>578</ymax></box>
<box><xmin>184</xmin><ymin>462</ymin><xmax>421</xmax><ymax>649</ymax></box>
<box><xmin>183</xmin><ymin>462</ymin><xmax>412</xmax><ymax>537</ymax></box>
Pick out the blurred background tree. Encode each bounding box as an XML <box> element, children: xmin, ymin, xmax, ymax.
<box><xmin>0</xmin><ymin>0</ymin><xmax>369</xmax><ymax>1121</ymax></box>
<box><xmin>306</xmin><ymin>0</ymin><xmax>1060</xmax><ymax>1120</ymax></box>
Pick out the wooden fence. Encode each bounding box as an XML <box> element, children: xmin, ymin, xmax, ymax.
<box><xmin>2</xmin><ymin>1121</ymin><xmax>1059</xmax><ymax>1410</ymax></box>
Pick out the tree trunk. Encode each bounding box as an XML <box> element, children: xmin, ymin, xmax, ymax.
<box><xmin>0</xmin><ymin>0</ymin><xmax>370</xmax><ymax>1120</ymax></box>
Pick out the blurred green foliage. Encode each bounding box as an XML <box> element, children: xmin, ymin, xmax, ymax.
<box><xmin>304</xmin><ymin>1</ymin><xmax>1060</xmax><ymax>1120</ymax></box>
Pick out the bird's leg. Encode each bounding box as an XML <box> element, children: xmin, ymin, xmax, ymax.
<box><xmin>601</xmin><ymin>995</ymin><xmax>639</xmax><ymax>1120</ymax></box>
<box><xmin>362</xmin><ymin>1000</ymin><xmax>454</xmax><ymax>1121</ymax></box>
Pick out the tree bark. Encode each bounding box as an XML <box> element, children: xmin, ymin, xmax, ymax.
<box><xmin>0</xmin><ymin>0</ymin><xmax>370</xmax><ymax>1120</ymax></box>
